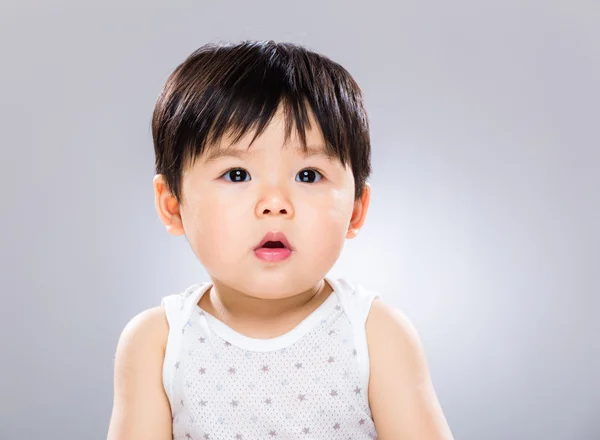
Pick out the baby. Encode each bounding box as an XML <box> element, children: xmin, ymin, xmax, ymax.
<box><xmin>107</xmin><ymin>40</ymin><xmax>454</xmax><ymax>440</ymax></box>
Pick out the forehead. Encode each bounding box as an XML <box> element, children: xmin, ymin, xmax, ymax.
<box><xmin>203</xmin><ymin>142</ymin><xmax>335</xmax><ymax>163</ymax></box>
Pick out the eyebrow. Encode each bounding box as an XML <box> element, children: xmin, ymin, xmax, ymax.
<box><xmin>203</xmin><ymin>145</ymin><xmax>334</xmax><ymax>163</ymax></box>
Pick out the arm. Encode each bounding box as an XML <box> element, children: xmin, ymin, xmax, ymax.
<box><xmin>366</xmin><ymin>299</ymin><xmax>454</xmax><ymax>440</ymax></box>
<box><xmin>106</xmin><ymin>306</ymin><xmax>173</xmax><ymax>440</ymax></box>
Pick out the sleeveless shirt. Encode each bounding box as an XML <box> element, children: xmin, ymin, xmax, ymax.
<box><xmin>161</xmin><ymin>276</ymin><xmax>380</xmax><ymax>440</ymax></box>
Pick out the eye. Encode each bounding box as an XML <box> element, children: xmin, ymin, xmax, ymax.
<box><xmin>222</xmin><ymin>168</ymin><xmax>251</xmax><ymax>182</ymax></box>
<box><xmin>296</xmin><ymin>169</ymin><xmax>323</xmax><ymax>183</ymax></box>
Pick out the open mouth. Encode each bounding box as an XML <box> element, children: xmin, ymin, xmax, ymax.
<box><xmin>254</xmin><ymin>233</ymin><xmax>293</xmax><ymax>262</ymax></box>
<box><xmin>261</xmin><ymin>241</ymin><xmax>285</xmax><ymax>249</ymax></box>
<box><xmin>254</xmin><ymin>232</ymin><xmax>293</xmax><ymax>251</ymax></box>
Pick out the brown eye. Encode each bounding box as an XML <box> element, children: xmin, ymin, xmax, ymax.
<box><xmin>296</xmin><ymin>169</ymin><xmax>323</xmax><ymax>183</ymax></box>
<box><xmin>223</xmin><ymin>168</ymin><xmax>250</xmax><ymax>182</ymax></box>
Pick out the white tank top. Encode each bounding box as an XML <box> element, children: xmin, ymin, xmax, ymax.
<box><xmin>161</xmin><ymin>276</ymin><xmax>380</xmax><ymax>440</ymax></box>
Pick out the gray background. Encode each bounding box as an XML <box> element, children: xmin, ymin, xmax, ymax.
<box><xmin>1</xmin><ymin>1</ymin><xmax>598</xmax><ymax>439</ymax></box>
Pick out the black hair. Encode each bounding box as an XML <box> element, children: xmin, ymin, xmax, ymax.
<box><xmin>152</xmin><ymin>40</ymin><xmax>371</xmax><ymax>203</ymax></box>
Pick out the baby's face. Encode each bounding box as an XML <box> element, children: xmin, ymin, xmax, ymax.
<box><xmin>176</xmin><ymin>109</ymin><xmax>361</xmax><ymax>299</ymax></box>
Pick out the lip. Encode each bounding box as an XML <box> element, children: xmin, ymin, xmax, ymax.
<box><xmin>254</xmin><ymin>231</ymin><xmax>294</xmax><ymax>251</ymax></box>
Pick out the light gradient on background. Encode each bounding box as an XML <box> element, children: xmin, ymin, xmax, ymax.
<box><xmin>0</xmin><ymin>2</ymin><xmax>598</xmax><ymax>440</ymax></box>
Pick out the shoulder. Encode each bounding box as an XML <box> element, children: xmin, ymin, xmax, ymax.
<box><xmin>365</xmin><ymin>300</ymin><xmax>455</xmax><ymax>439</ymax></box>
<box><xmin>366</xmin><ymin>299</ymin><xmax>421</xmax><ymax>350</ymax></box>
<box><xmin>108</xmin><ymin>306</ymin><xmax>173</xmax><ymax>439</ymax></box>
<box><xmin>329</xmin><ymin>277</ymin><xmax>380</xmax><ymax>317</ymax></box>
<box><xmin>115</xmin><ymin>305</ymin><xmax>170</xmax><ymax>361</ymax></box>
<box><xmin>365</xmin><ymin>298</ymin><xmax>428</xmax><ymax>395</ymax></box>
<box><xmin>365</xmin><ymin>299</ymin><xmax>426</xmax><ymax>377</ymax></box>
<box><xmin>111</xmin><ymin>306</ymin><xmax>171</xmax><ymax>410</ymax></box>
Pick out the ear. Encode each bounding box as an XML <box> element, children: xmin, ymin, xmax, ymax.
<box><xmin>346</xmin><ymin>182</ymin><xmax>371</xmax><ymax>239</ymax></box>
<box><xmin>153</xmin><ymin>174</ymin><xmax>185</xmax><ymax>236</ymax></box>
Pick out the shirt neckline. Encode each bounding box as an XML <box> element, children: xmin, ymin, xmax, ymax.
<box><xmin>192</xmin><ymin>276</ymin><xmax>341</xmax><ymax>352</ymax></box>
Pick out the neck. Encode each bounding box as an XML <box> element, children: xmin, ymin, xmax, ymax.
<box><xmin>202</xmin><ymin>278</ymin><xmax>331</xmax><ymax>324</ymax></box>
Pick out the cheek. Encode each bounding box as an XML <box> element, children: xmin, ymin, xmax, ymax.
<box><xmin>301</xmin><ymin>189</ymin><xmax>354</xmax><ymax>251</ymax></box>
<box><xmin>182</xmin><ymin>190</ymin><xmax>252</xmax><ymax>267</ymax></box>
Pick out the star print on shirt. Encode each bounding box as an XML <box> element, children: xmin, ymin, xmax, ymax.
<box><xmin>164</xmin><ymin>282</ymin><xmax>380</xmax><ymax>439</ymax></box>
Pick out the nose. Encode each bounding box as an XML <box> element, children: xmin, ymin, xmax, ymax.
<box><xmin>255</xmin><ymin>185</ymin><xmax>294</xmax><ymax>219</ymax></box>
